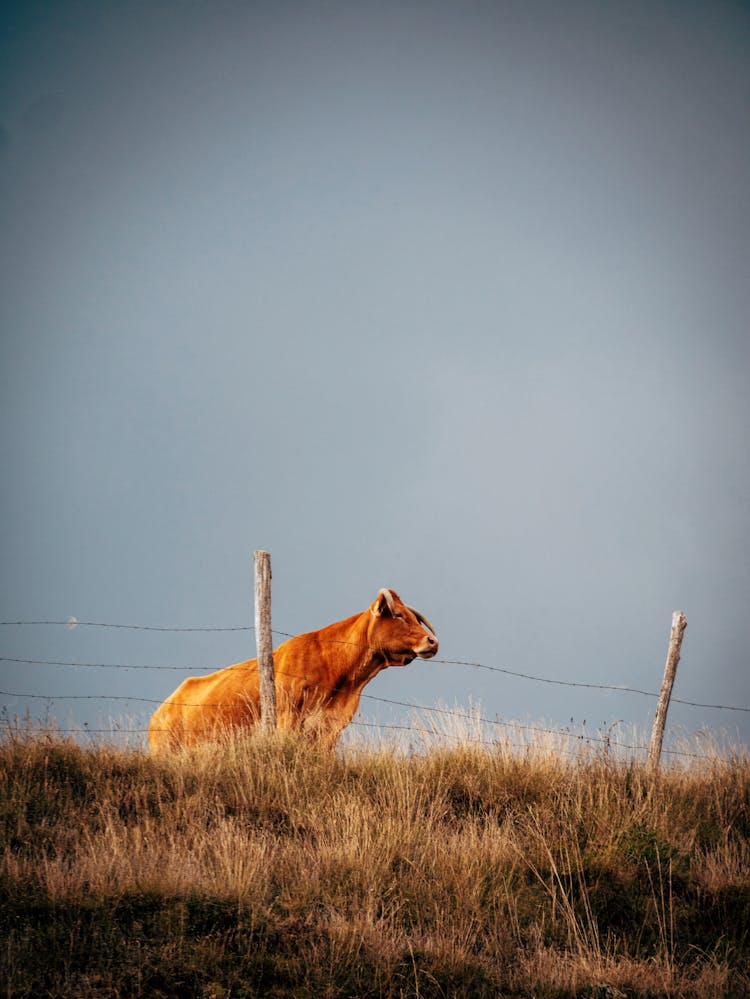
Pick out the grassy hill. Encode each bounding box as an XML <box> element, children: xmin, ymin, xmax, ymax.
<box><xmin>1</xmin><ymin>723</ymin><xmax>748</xmax><ymax>997</ymax></box>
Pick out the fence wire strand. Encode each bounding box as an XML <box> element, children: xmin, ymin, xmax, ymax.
<box><xmin>2</xmin><ymin>653</ymin><xmax>747</xmax><ymax>713</ymax></box>
<box><xmin>0</xmin><ymin>620</ymin><xmax>254</xmax><ymax>633</ymax></box>
<box><xmin>2</xmin><ymin>617</ymin><xmax>748</xmax><ymax>761</ymax></box>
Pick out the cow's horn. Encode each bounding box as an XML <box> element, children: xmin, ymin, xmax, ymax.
<box><xmin>408</xmin><ymin>606</ymin><xmax>436</xmax><ymax>636</ymax></box>
<box><xmin>376</xmin><ymin>588</ymin><xmax>397</xmax><ymax>615</ymax></box>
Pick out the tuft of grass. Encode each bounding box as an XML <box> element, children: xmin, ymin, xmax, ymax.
<box><xmin>1</xmin><ymin>722</ymin><xmax>748</xmax><ymax>997</ymax></box>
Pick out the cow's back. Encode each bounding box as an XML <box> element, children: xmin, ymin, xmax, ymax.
<box><xmin>148</xmin><ymin>611</ymin><xmax>371</xmax><ymax>751</ymax></box>
<box><xmin>148</xmin><ymin>661</ymin><xmax>262</xmax><ymax>752</ymax></box>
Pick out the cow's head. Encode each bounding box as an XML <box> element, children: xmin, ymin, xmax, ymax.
<box><xmin>368</xmin><ymin>588</ymin><xmax>438</xmax><ymax>666</ymax></box>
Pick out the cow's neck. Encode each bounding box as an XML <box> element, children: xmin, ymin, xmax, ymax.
<box><xmin>317</xmin><ymin>612</ymin><xmax>386</xmax><ymax>693</ymax></box>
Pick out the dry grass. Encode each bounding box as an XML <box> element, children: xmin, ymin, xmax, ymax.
<box><xmin>1</xmin><ymin>719</ymin><xmax>748</xmax><ymax>998</ymax></box>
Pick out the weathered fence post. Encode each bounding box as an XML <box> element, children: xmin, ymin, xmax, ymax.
<box><xmin>254</xmin><ymin>550</ymin><xmax>277</xmax><ymax>732</ymax></box>
<box><xmin>648</xmin><ymin>610</ymin><xmax>687</xmax><ymax>773</ymax></box>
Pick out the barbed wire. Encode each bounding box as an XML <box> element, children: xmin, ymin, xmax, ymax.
<box><xmin>2</xmin><ymin>653</ymin><xmax>747</xmax><ymax>713</ymax></box>
<box><xmin>0</xmin><ymin>620</ymin><xmax>255</xmax><ymax>633</ymax></box>
<box><xmin>435</xmin><ymin>658</ymin><xmax>749</xmax><ymax>713</ymax></box>
<box><xmin>0</xmin><ymin>717</ymin><xmax>718</xmax><ymax>761</ymax></box>
<box><xmin>0</xmin><ymin>685</ymin><xmax>633</xmax><ymax>740</ymax></box>
<box><xmin>2</xmin><ymin>617</ymin><xmax>748</xmax><ymax>760</ymax></box>
<box><xmin>1</xmin><ymin>657</ymin><xmax>217</xmax><ymax>671</ymax></box>
<box><xmin>0</xmin><ymin>685</ymin><xmax>732</xmax><ymax>762</ymax></box>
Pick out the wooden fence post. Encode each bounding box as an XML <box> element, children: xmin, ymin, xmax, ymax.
<box><xmin>254</xmin><ymin>550</ymin><xmax>277</xmax><ymax>732</ymax></box>
<box><xmin>648</xmin><ymin>610</ymin><xmax>687</xmax><ymax>773</ymax></box>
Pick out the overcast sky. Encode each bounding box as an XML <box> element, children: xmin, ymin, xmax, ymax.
<box><xmin>1</xmin><ymin>0</ymin><xmax>748</xmax><ymax>755</ymax></box>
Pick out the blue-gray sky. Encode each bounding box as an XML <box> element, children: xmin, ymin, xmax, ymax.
<box><xmin>1</xmin><ymin>0</ymin><xmax>748</xmax><ymax>753</ymax></box>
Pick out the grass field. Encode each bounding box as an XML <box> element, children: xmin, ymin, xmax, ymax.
<box><xmin>1</xmin><ymin>719</ymin><xmax>748</xmax><ymax>998</ymax></box>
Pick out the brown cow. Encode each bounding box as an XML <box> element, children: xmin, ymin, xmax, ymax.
<box><xmin>148</xmin><ymin>588</ymin><xmax>438</xmax><ymax>752</ymax></box>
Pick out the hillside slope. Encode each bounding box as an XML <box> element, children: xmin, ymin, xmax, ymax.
<box><xmin>1</xmin><ymin>727</ymin><xmax>748</xmax><ymax>997</ymax></box>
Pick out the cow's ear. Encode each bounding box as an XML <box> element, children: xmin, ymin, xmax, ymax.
<box><xmin>372</xmin><ymin>588</ymin><xmax>396</xmax><ymax>618</ymax></box>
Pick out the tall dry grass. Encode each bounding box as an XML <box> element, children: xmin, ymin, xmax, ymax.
<box><xmin>1</xmin><ymin>718</ymin><xmax>748</xmax><ymax>998</ymax></box>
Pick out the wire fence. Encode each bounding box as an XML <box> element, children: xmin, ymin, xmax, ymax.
<box><xmin>1</xmin><ymin>618</ymin><xmax>748</xmax><ymax>762</ymax></box>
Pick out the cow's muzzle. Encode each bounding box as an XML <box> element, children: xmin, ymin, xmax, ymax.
<box><xmin>417</xmin><ymin>634</ymin><xmax>439</xmax><ymax>658</ymax></box>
